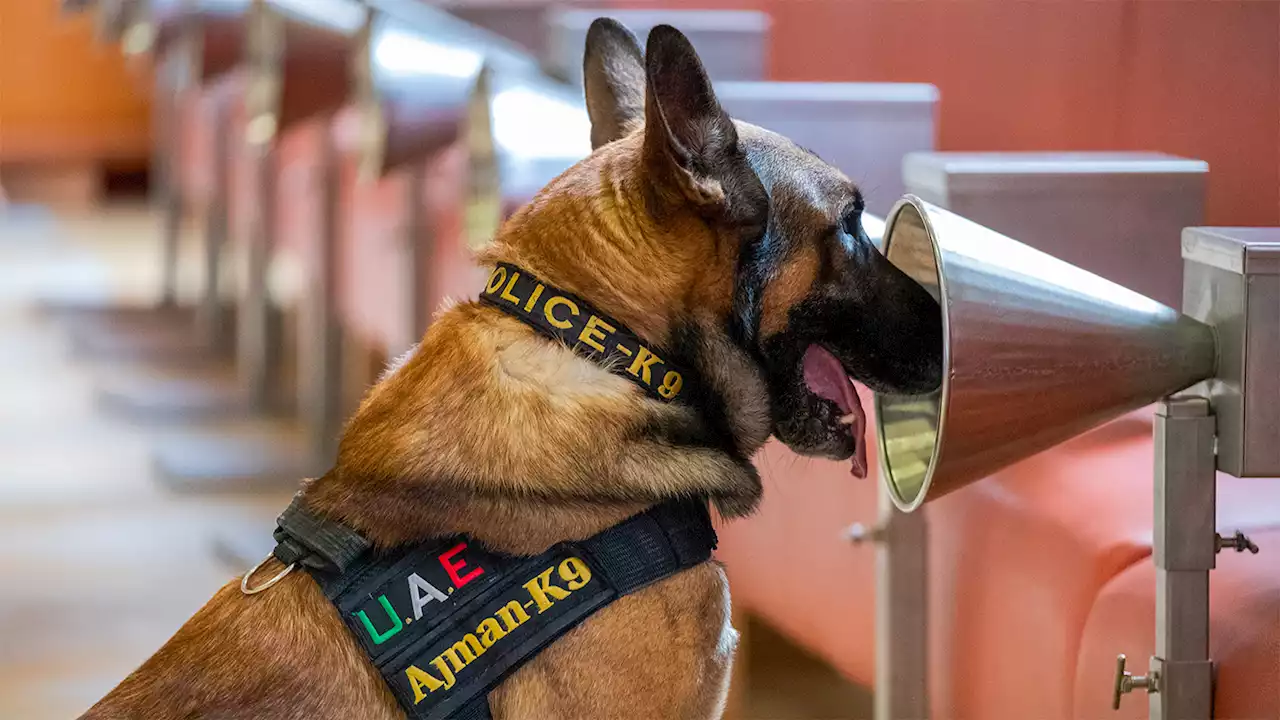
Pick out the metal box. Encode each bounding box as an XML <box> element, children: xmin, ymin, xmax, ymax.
<box><xmin>441</xmin><ymin>0</ymin><xmax>562</xmax><ymax>58</ymax></box>
<box><xmin>1181</xmin><ymin>227</ymin><xmax>1280</xmax><ymax>478</ymax></box>
<box><xmin>718</xmin><ymin>82</ymin><xmax>937</xmax><ymax>216</ymax></box>
<box><xmin>903</xmin><ymin>151</ymin><xmax>1208</xmax><ymax>309</ymax></box>
<box><xmin>545</xmin><ymin>8</ymin><xmax>770</xmax><ymax>84</ymax></box>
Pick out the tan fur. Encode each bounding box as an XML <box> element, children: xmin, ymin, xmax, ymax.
<box><xmin>83</xmin><ymin>564</ymin><xmax>402</xmax><ymax>720</ymax></box>
<box><xmin>79</xmin><ymin>23</ymin><xmax>798</xmax><ymax>720</ymax></box>
<box><xmin>759</xmin><ymin>242</ymin><xmax>820</xmax><ymax>339</ymax></box>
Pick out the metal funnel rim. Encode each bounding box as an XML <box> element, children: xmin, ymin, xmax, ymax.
<box><xmin>874</xmin><ymin>194</ymin><xmax>952</xmax><ymax>513</ymax></box>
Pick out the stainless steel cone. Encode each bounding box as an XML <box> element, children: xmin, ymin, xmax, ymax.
<box><xmin>874</xmin><ymin>195</ymin><xmax>1218</xmax><ymax>511</ymax></box>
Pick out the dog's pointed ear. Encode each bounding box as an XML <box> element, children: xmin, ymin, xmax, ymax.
<box><xmin>583</xmin><ymin>18</ymin><xmax>646</xmax><ymax>149</ymax></box>
<box><xmin>642</xmin><ymin>24</ymin><xmax>737</xmax><ymax>211</ymax></box>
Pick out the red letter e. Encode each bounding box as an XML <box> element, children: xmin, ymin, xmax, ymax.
<box><xmin>439</xmin><ymin>543</ymin><xmax>484</xmax><ymax>590</ymax></box>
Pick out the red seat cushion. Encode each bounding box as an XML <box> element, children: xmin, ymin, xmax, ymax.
<box><xmin>719</xmin><ymin>390</ymin><xmax>1280</xmax><ymax>719</ymax></box>
<box><xmin>1075</xmin><ymin>525</ymin><xmax>1280</xmax><ymax>720</ymax></box>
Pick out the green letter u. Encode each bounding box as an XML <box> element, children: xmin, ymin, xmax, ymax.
<box><xmin>355</xmin><ymin>595</ymin><xmax>404</xmax><ymax>645</ymax></box>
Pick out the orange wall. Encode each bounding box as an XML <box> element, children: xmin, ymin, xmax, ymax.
<box><xmin>0</xmin><ymin>1</ymin><xmax>152</xmax><ymax>164</ymax></box>
<box><xmin>612</xmin><ymin>0</ymin><xmax>1280</xmax><ymax>227</ymax></box>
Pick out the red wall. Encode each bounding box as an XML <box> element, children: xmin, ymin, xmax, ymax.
<box><xmin>611</xmin><ymin>0</ymin><xmax>1280</xmax><ymax>227</ymax></box>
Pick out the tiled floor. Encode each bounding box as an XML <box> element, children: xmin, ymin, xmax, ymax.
<box><xmin>0</xmin><ymin>206</ymin><xmax>291</xmax><ymax>719</ymax></box>
<box><xmin>0</xmin><ymin>204</ymin><xmax>870</xmax><ymax>719</ymax></box>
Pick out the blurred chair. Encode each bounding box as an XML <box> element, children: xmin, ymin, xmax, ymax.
<box><xmin>209</xmin><ymin>0</ymin><xmax>588</xmax><ymax>568</ymax></box>
<box><xmin>33</xmin><ymin>0</ymin><xmax>203</xmax><ymax>337</ymax></box>
<box><xmin>337</xmin><ymin>0</ymin><xmax>551</xmax><ymax>364</ymax></box>
<box><xmin>87</xmin><ymin>1</ymin><xmax>253</xmax><ymax>408</ymax></box>
<box><xmin>143</xmin><ymin>0</ymin><xmax>367</xmax><ymax>494</ymax></box>
<box><xmin>66</xmin><ymin>0</ymin><xmax>261</xmax><ymax>363</ymax></box>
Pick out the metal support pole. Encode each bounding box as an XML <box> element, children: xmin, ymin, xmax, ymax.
<box><xmin>875</xmin><ymin>485</ymin><xmax>929</xmax><ymax>720</ymax></box>
<box><xmin>401</xmin><ymin>165</ymin><xmax>430</xmax><ymax>357</ymax></box>
<box><xmin>238</xmin><ymin>132</ymin><xmax>280</xmax><ymax>414</ymax></box>
<box><xmin>850</xmin><ymin>485</ymin><xmax>929</xmax><ymax>720</ymax></box>
<box><xmin>1117</xmin><ymin>397</ymin><xmax>1219</xmax><ymax>717</ymax></box>
<box><xmin>1150</xmin><ymin>396</ymin><xmax>1217</xmax><ymax>720</ymax></box>
<box><xmin>156</xmin><ymin>52</ymin><xmax>182</xmax><ymax>308</ymax></box>
<box><xmin>199</xmin><ymin>96</ymin><xmax>232</xmax><ymax>353</ymax></box>
<box><xmin>300</xmin><ymin>127</ymin><xmax>344</xmax><ymax>462</ymax></box>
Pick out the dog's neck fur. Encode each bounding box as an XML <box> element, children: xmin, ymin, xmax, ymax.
<box><xmin>304</xmin><ymin>133</ymin><xmax>771</xmax><ymax>556</ymax></box>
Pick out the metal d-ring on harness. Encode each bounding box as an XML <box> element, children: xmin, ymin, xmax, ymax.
<box><xmin>240</xmin><ymin>556</ymin><xmax>296</xmax><ymax>595</ymax></box>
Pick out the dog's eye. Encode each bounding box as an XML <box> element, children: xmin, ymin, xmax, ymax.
<box><xmin>840</xmin><ymin>211</ymin><xmax>863</xmax><ymax>239</ymax></box>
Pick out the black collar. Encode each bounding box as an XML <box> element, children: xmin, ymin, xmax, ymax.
<box><xmin>478</xmin><ymin>263</ymin><xmax>695</xmax><ymax>404</ymax></box>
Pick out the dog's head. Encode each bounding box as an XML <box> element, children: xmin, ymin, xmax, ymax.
<box><xmin>488</xmin><ymin>20</ymin><xmax>942</xmax><ymax>479</ymax></box>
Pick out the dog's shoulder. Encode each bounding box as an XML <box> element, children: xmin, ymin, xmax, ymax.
<box><xmin>491</xmin><ymin>561</ymin><xmax>735</xmax><ymax>719</ymax></box>
<box><xmin>79</xmin><ymin>565</ymin><xmax>399</xmax><ymax>720</ymax></box>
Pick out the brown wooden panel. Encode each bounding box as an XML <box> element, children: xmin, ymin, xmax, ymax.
<box><xmin>0</xmin><ymin>0</ymin><xmax>152</xmax><ymax>163</ymax></box>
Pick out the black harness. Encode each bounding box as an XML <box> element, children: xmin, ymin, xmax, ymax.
<box><xmin>261</xmin><ymin>264</ymin><xmax>718</xmax><ymax>720</ymax></box>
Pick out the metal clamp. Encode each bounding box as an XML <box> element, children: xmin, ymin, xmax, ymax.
<box><xmin>1112</xmin><ymin>654</ymin><xmax>1158</xmax><ymax>710</ymax></box>
<box><xmin>1215</xmin><ymin>530</ymin><xmax>1260</xmax><ymax>554</ymax></box>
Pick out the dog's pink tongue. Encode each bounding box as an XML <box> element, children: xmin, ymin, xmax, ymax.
<box><xmin>802</xmin><ymin>345</ymin><xmax>868</xmax><ymax>478</ymax></box>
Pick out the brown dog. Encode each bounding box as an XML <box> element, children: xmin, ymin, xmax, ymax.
<box><xmin>79</xmin><ymin>19</ymin><xmax>941</xmax><ymax>720</ymax></box>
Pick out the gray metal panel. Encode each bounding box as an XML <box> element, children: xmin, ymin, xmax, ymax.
<box><xmin>356</xmin><ymin>1</ymin><xmax>551</xmax><ymax>176</ymax></box>
<box><xmin>903</xmin><ymin>151</ymin><xmax>1209</xmax><ymax>195</ymax></box>
<box><xmin>1180</xmin><ymin>226</ymin><xmax>1280</xmax><ymax>275</ymax></box>
<box><xmin>1182</xmin><ymin>227</ymin><xmax>1280</xmax><ymax>478</ymax></box>
<box><xmin>546</xmin><ymin>8</ymin><xmax>769</xmax><ymax>84</ymax></box>
<box><xmin>442</xmin><ymin>0</ymin><xmax>561</xmax><ymax>58</ymax></box>
<box><xmin>903</xmin><ymin>151</ymin><xmax>1208</xmax><ymax>309</ymax></box>
<box><xmin>717</xmin><ymin>82</ymin><xmax>937</xmax><ymax>216</ymax></box>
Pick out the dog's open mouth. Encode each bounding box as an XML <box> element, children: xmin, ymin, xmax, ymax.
<box><xmin>801</xmin><ymin>344</ymin><xmax>868</xmax><ymax>478</ymax></box>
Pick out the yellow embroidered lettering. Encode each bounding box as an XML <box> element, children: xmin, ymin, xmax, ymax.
<box><xmin>578</xmin><ymin>316</ymin><xmax>615</xmax><ymax>353</ymax></box>
<box><xmin>523</xmin><ymin>283</ymin><xmax>545</xmax><ymax>312</ymax></box>
<box><xmin>428</xmin><ymin>656</ymin><xmax>457</xmax><ymax>690</ymax></box>
<box><xmin>495</xmin><ymin>599</ymin><xmax>531</xmax><ymax>632</ymax></box>
<box><xmin>523</xmin><ymin>567</ymin><xmax>571</xmax><ymax>612</ymax></box>
<box><xmin>626</xmin><ymin>347</ymin><xmax>664</xmax><ymax>384</ymax></box>
<box><xmin>558</xmin><ymin>557</ymin><xmax>592</xmax><ymax>591</ymax></box>
<box><xmin>439</xmin><ymin>634</ymin><xmax>484</xmax><ymax>673</ymax></box>
<box><xmin>543</xmin><ymin>296</ymin><xmax>579</xmax><ymax>329</ymax></box>
<box><xmin>500</xmin><ymin>272</ymin><xmax>523</xmax><ymax>304</ymax></box>
<box><xmin>476</xmin><ymin>617</ymin><xmax>506</xmax><ymax>648</ymax></box>
<box><xmin>406</xmin><ymin>664</ymin><xmax>446</xmax><ymax>703</ymax></box>
<box><xmin>658</xmin><ymin>371</ymin><xmax>684</xmax><ymax>399</ymax></box>
<box><xmin>485</xmin><ymin>267</ymin><xmax>507</xmax><ymax>294</ymax></box>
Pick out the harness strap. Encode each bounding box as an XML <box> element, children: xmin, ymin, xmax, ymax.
<box><xmin>268</xmin><ymin>496</ymin><xmax>717</xmax><ymax>720</ymax></box>
<box><xmin>271</xmin><ymin>492</ymin><xmax>370</xmax><ymax>573</ymax></box>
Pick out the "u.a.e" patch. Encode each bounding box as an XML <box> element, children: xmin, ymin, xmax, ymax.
<box><xmin>479</xmin><ymin>263</ymin><xmax>689</xmax><ymax>402</ymax></box>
